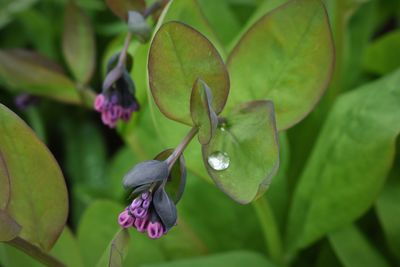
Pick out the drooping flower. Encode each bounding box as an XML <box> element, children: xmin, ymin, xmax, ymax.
<box><xmin>117</xmin><ymin>159</ymin><xmax>182</xmax><ymax>239</ymax></box>
<box><xmin>94</xmin><ymin>69</ymin><xmax>139</xmax><ymax>128</ymax></box>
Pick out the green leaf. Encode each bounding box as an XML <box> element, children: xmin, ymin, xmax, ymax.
<box><xmin>376</xmin><ymin>172</ymin><xmax>400</xmax><ymax>261</ymax></box>
<box><xmin>142</xmin><ymin>251</ymin><xmax>277</xmax><ymax>267</ymax></box>
<box><xmin>329</xmin><ymin>224</ymin><xmax>391</xmax><ymax>267</ymax></box>
<box><xmin>62</xmin><ymin>1</ymin><xmax>96</xmax><ymax>84</ymax></box>
<box><xmin>148</xmin><ymin>21</ymin><xmax>229</xmax><ymax>125</ymax></box>
<box><xmin>78</xmin><ymin>199</ymin><xmax>205</xmax><ymax>267</ymax></box>
<box><xmin>96</xmin><ymin>229</ymin><xmax>130</xmax><ymax>267</ymax></box>
<box><xmin>202</xmin><ymin>100</ymin><xmax>279</xmax><ymax>204</ymax></box>
<box><xmin>190</xmin><ymin>79</ymin><xmax>218</xmax><ymax>145</ymax></box>
<box><xmin>286</xmin><ymin>69</ymin><xmax>400</xmax><ymax>252</ymax></box>
<box><xmin>77</xmin><ymin>200</ymin><xmax>123</xmax><ymax>267</ymax></box>
<box><xmin>0</xmin><ymin>152</ymin><xmax>10</xmax><ymax>210</ymax></box>
<box><xmin>50</xmin><ymin>228</ymin><xmax>85</xmax><ymax>267</ymax></box>
<box><xmin>179</xmin><ymin>172</ymin><xmax>265</xmax><ymax>253</ymax></box>
<box><xmin>155</xmin><ymin>0</ymin><xmax>225</xmax><ymax>58</ymax></box>
<box><xmin>0</xmin><ymin>210</ymin><xmax>21</xmax><ymax>242</ymax></box>
<box><xmin>196</xmin><ymin>0</ymin><xmax>242</xmax><ymax>46</ymax></box>
<box><xmin>363</xmin><ymin>30</ymin><xmax>400</xmax><ymax>75</ymax></box>
<box><xmin>0</xmin><ymin>104</ymin><xmax>68</xmax><ymax>250</ymax></box>
<box><xmin>226</xmin><ymin>0</ymin><xmax>334</xmax><ymax>130</ymax></box>
<box><xmin>0</xmin><ymin>50</ymin><xmax>81</xmax><ymax>104</ymax></box>
<box><xmin>154</xmin><ymin>149</ymin><xmax>187</xmax><ymax>204</ymax></box>
<box><xmin>105</xmin><ymin>0</ymin><xmax>145</xmax><ymax>20</ymax></box>
<box><xmin>0</xmin><ymin>0</ymin><xmax>38</xmax><ymax>29</ymax></box>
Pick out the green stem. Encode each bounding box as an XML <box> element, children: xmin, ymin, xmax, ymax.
<box><xmin>166</xmin><ymin>127</ymin><xmax>198</xmax><ymax>170</ymax></box>
<box><xmin>253</xmin><ymin>197</ymin><xmax>285</xmax><ymax>266</ymax></box>
<box><xmin>7</xmin><ymin>237</ymin><xmax>65</xmax><ymax>267</ymax></box>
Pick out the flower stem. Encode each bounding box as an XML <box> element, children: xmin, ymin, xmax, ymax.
<box><xmin>117</xmin><ymin>32</ymin><xmax>133</xmax><ymax>68</ymax></box>
<box><xmin>166</xmin><ymin>127</ymin><xmax>198</xmax><ymax>169</ymax></box>
<box><xmin>7</xmin><ymin>237</ymin><xmax>66</xmax><ymax>267</ymax></box>
<box><xmin>253</xmin><ymin>197</ymin><xmax>285</xmax><ymax>267</ymax></box>
<box><xmin>143</xmin><ymin>0</ymin><xmax>164</xmax><ymax>19</ymax></box>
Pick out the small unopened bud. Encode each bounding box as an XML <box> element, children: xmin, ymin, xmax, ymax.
<box><xmin>118</xmin><ymin>210</ymin><xmax>134</xmax><ymax>228</ymax></box>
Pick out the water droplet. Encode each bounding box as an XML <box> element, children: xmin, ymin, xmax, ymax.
<box><xmin>220</xmin><ymin>127</ymin><xmax>226</xmax><ymax>132</ymax></box>
<box><xmin>208</xmin><ymin>151</ymin><xmax>230</xmax><ymax>171</ymax></box>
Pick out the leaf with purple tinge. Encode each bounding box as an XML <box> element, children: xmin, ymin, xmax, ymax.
<box><xmin>148</xmin><ymin>21</ymin><xmax>229</xmax><ymax>126</ymax></box>
<box><xmin>190</xmin><ymin>79</ymin><xmax>218</xmax><ymax>145</ymax></box>
<box><xmin>105</xmin><ymin>0</ymin><xmax>146</xmax><ymax>21</ymax></box>
<box><xmin>0</xmin><ymin>210</ymin><xmax>21</xmax><ymax>242</ymax></box>
<box><xmin>0</xmin><ymin>50</ymin><xmax>81</xmax><ymax>104</ymax></box>
<box><xmin>62</xmin><ymin>1</ymin><xmax>96</xmax><ymax>84</ymax></box>
<box><xmin>0</xmin><ymin>152</ymin><xmax>10</xmax><ymax>210</ymax></box>
<box><xmin>226</xmin><ymin>0</ymin><xmax>334</xmax><ymax>130</ymax></box>
<box><xmin>154</xmin><ymin>149</ymin><xmax>187</xmax><ymax>204</ymax></box>
<box><xmin>0</xmin><ymin>104</ymin><xmax>68</xmax><ymax>250</ymax></box>
<box><xmin>202</xmin><ymin>100</ymin><xmax>280</xmax><ymax>204</ymax></box>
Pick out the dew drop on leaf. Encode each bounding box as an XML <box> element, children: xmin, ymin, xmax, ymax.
<box><xmin>207</xmin><ymin>151</ymin><xmax>230</xmax><ymax>171</ymax></box>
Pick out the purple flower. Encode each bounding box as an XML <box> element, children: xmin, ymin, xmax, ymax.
<box><xmin>117</xmin><ymin>188</ymin><xmax>173</xmax><ymax>239</ymax></box>
<box><xmin>118</xmin><ymin>210</ymin><xmax>134</xmax><ymax>228</ymax></box>
<box><xmin>94</xmin><ymin>70</ymin><xmax>139</xmax><ymax>128</ymax></box>
<box><xmin>147</xmin><ymin>221</ymin><xmax>164</xmax><ymax>239</ymax></box>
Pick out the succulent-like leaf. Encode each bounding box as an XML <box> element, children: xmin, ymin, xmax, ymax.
<box><xmin>154</xmin><ymin>149</ymin><xmax>187</xmax><ymax>204</ymax></box>
<box><xmin>123</xmin><ymin>160</ymin><xmax>168</xmax><ymax>189</ymax></box>
<box><xmin>106</xmin><ymin>0</ymin><xmax>146</xmax><ymax>21</ymax></box>
<box><xmin>0</xmin><ymin>50</ymin><xmax>80</xmax><ymax>104</ymax></box>
<box><xmin>226</xmin><ymin>0</ymin><xmax>334</xmax><ymax>130</ymax></box>
<box><xmin>190</xmin><ymin>79</ymin><xmax>218</xmax><ymax>145</ymax></box>
<box><xmin>153</xmin><ymin>186</ymin><xmax>177</xmax><ymax>231</ymax></box>
<box><xmin>0</xmin><ymin>104</ymin><xmax>68</xmax><ymax>250</ymax></box>
<box><xmin>148</xmin><ymin>21</ymin><xmax>229</xmax><ymax>125</ymax></box>
<box><xmin>62</xmin><ymin>1</ymin><xmax>96</xmax><ymax>84</ymax></box>
<box><xmin>202</xmin><ymin>100</ymin><xmax>280</xmax><ymax>204</ymax></box>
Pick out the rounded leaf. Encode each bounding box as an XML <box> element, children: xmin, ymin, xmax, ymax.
<box><xmin>202</xmin><ymin>101</ymin><xmax>280</xmax><ymax>204</ymax></box>
<box><xmin>148</xmin><ymin>21</ymin><xmax>229</xmax><ymax>125</ymax></box>
<box><xmin>226</xmin><ymin>0</ymin><xmax>334</xmax><ymax>130</ymax></box>
<box><xmin>0</xmin><ymin>104</ymin><xmax>68</xmax><ymax>250</ymax></box>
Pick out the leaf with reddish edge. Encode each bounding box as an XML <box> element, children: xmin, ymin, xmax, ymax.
<box><xmin>0</xmin><ymin>49</ymin><xmax>81</xmax><ymax>104</ymax></box>
<box><xmin>202</xmin><ymin>100</ymin><xmax>280</xmax><ymax>204</ymax></box>
<box><xmin>190</xmin><ymin>78</ymin><xmax>218</xmax><ymax>145</ymax></box>
<box><xmin>154</xmin><ymin>149</ymin><xmax>186</xmax><ymax>204</ymax></box>
<box><xmin>148</xmin><ymin>21</ymin><xmax>229</xmax><ymax>126</ymax></box>
<box><xmin>0</xmin><ymin>104</ymin><xmax>68</xmax><ymax>250</ymax></box>
<box><xmin>62</xmin><ymin>1</ymin><xmax>96</xmax><ymax>84</ymax></box>
<box><xmin>0</xmin><ymin>151</ymin><xmax>10</xmax><ymax>210</ymax></box>
<box><xmin>0</xmin><ymin>210</ymin><xmax>21</xmax><ymax>242</ymax></box>
<box><xmin>106</xmin><ymin>0</ymin><xmax>146</xmax><ymax>21</ymax></box>
<box><xmin>226</xmin><ymin>0</ymin><xmax>334</xmax><ymax>131</ymax></box>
